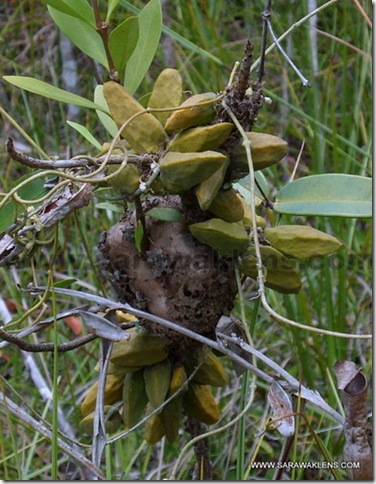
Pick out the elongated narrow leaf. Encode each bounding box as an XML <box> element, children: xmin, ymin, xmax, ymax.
<box><xmin>41</xmin><ymin>0</ymin><xmax>95</xmax><ymax>26</ymax></box>
<box><xmin>94</xmin><ymin>85</ymin><xmax>119</xmax><ymax>137</ymax></box>
<box><xmin>274</xmin><ymin>174</ymin><xmax>372</xmax><ymax>218</ymax></box>
<box><xmin>233</xmin><ymin>172</ymin><xmax>270</xmax><ymax>207</ymax></box>
<box><xmin>124</xmin><ymin>0</ymin><xmax>162</xmax><ymax>94</ymax></box>
<box><xmin>145</xmin><ymin>207</ymin><xmax>183</xmax><ymax>223</ymax></box>
<box><xmin>66</xmin><ymin>121</ymin><xmax>102</xmax><ymax>150</ymax></box>
<box><xmin>3</xmin><ymin>76</ymin><xmax>106</xmax><ymax>112</ymax></box>
<box><xmin>120</xmin><ymin>0</ymin><xmax>222</xmax><ymax>65</ymax></box>
<box><xmin>48</xmin><ymin>6</ymin><xmax>108</xmax><ymax>68</ymax></box>
<box><xmin>134</xmin><ymin>220</ymin><xmax>144</xmax><ymax>252</ymax></box>
<box><xmin>96</xmin><ymin>201</ymin><xmax>124</xmax><ymax>213</ymax></box>
<box><xmin>106</xmin><ymin>0</ymin><xmax>122</xmax><ymax>22</ymax></box>
<box><xmin>54</xmin><ymin>278</ymin><xmax>77</xmax><ymax>288</ymax></box>
<box><xmin>109</xmin><ymin>16</ymin><xmax>139</xmax><ymax>77</ymax></box>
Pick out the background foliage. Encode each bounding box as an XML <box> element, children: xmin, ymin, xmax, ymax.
<box><xmin>0</xmin><ymin>0</ymin><xmax>372</xmax><ymax>480</ymax></box>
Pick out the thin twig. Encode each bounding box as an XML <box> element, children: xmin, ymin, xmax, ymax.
<box><xmin>227</xmin><ymin>61</ymin><xmax>240</xmax><ymax>88</ymax></box>
<box><xmin>289</xmin><ymin>140</ymin><xmax>305</xmax><ymax>182</ymax></box>
<box><xmin>251</xmin><ymin>0</ymin><xmax>338</xmax><ymax>73</ymax></box>
<box><xmin>0</xmin><ymin>107</ymin><xmax>49</xmax><ymax>159</ymax></box>
<box><xmin>0</xmin><ymin>327</ymin><xmax>96</xmax><ymax>352</ymax></box>
<box><xmin>6</xmin><ymin>138</ymin><xmax>137</xmax><ymax>169</ymax></box>
<box><xmin>265</xmin><ymin>16</ymin><xmax>310</xmax><ymax>86</ymax></box>
<box><xmin>92</xmin><ymin>0</ymin><xmax>117</xmax><ymax>80</ymax></box>
<box><xmin>352</xmin><ymin>0</ymin><xmax>372</xmax><ymax>28</ymax></box>
<box><xmin>258</xmin><ymin>0</ymin><xmax>272</xmax><ymax>82</ymax></box>
<box><xmin>218</xmin><ymin>333</ymin><xmax>344</xmax><ymax>426</ymax></box>
<box><xmin>315</xmin><ymin>27</ymin><xmax>372</xmax><ymax>60</ymax></box>
<box><xmin>92</xmin><ymin>339</ymin><xmax>113</xmax><ymax>468</ymax></box>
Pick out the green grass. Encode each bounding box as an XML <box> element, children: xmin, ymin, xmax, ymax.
<box><xmin>0</xmin><ymin>0</ymin><xmax>371</xmax><ymax>480</ymax></box>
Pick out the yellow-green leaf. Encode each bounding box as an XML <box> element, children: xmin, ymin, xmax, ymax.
<box><xmin>48</xmin><ymin>6</ymin><xmax>108</xmax><ymax>68</ymax></box>
<box><xmin>108</xmin><ymin>17</ymin><xmax>139</xmax><ymax>76</ymax></box>
<box><xmin>94</xmin><ymin>85</ymin><xmax>118</xmax><ymax>137</ymax></box>
<box><xmin>124</xmin><ymin>0</ymin><xmax>162</xmax><ymax>94</ymax></box>
<box><xmin>66</xmin><ymin>121</ymin><xmax>102</xmax><ymax>150</ymax></box>
<box><xmin>41</xmin><ymin>0</ymin><xmax>95</xmax><ymax>26</ymax></box>
<box><xmin>274</xmin><ymin>174</ymin><xmax>372</xmax><ymax>218</ymax></box>
<box><xmin>3</xmin><ymin>76</ymin><xmax>107</xmax><ymax>112</ymax></box>
<box><xmin>145</xmin><ymin>208</ymin><xmax>183</xmax><ymax>223</ymax></box>
<box><xmin>106</xmin><ymin>0</ymin><xmax>122</xmax><ymax>22</ymax></box>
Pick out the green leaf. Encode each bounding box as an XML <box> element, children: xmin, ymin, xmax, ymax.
<box><xmin>93</xmin><ymin>187</ymin><xmax>123</xmax><ymax>202</ymax></box>
<box><xmin>3</xmin><ymin>76</ymin><xmax>107</xmax><ymax>112</ymax></box>
<box><xmin>274</xmin><ymin>174</ymin><xmax>372</xmax><ymax>218</ymax></box>
<box><xmin>109</xmin><ymin>16</ymin><xmax>139</xmax><ymax>77</ymax></box>
<box><xmin>106</xmin><ymin>0</ymin><xmax>123</xmax><ymax>22</ymax></box>
<box><xmin>48</xmin><ymin>6</ymin><xmax>108</xmax><ymax>68</ymax></box>
<box><xmin>54</xmin><ymin>278</ymin><xmax>77</xmax><ymax>288</ymax></box>
<box><xmin>95</xmin><ymin>201</ymin><xmax>124</xmax><ymax>213</ymax></box>
<box><xmin>134</xmin><ymin>220</ymin><xmax>144</xmax><ymax>252</ymax></box>
<box><xmin>145</xmin><ymin>207</ymin><xmax>183</xmax><ymax>223</ymax></box>
<box><xmin>124</xmin><ymin>0</ymin><xmax>162</xmax><ymax>94</ymax></box>
<box><xmin>0</xmin><ymin>175</ymin><xmax>49</xmax><ymax>233</ymax></box>
<box><xmin>233</xmin><ymin>172</ymin><xmax>270</xmax><ymax>207</ymax></box>
<box><xmin>137</xmin><ymin>92</ymin><xmax>152</xmax><ymax>107</ymax></box>
<box><xmin>41</xmin><ymin>0</ymin><xmax>95</xmax><ymax>26</ymax></box>
<box><xmin>120</xmin><ymin>0</ymin><xmax>222</xmax><ymax>65</ymax></box>
<box><xmin>66</xmin><ymin>121</ymin><xmax>102</xmax><ymax>150</ymax></box>
<box><xmin>94</xmin><ymin>85</ymin><xmax>119</xmax><ymax>137</ymax></box>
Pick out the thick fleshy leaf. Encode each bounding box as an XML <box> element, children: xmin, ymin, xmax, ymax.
<box><xmin>108</xmin><ymin>17</ymin><xmax>139</xmax><ymax>76</ymax></box>
<box><xmin>4</xmin><ymin>76</ymin><xmax>107</xmax><ymax>111</ymax></box>
<box><xmin>48</xmin><ymin>6</ymin><xmax>108</xmax><ymax>68</ymax></box>
<box><xmin>41</xmin><ymin>0</ymin><xmax>95</xmax><ymax>26</ymax></box>
<box><xmin>66</xmin><ymin>121</ymin><xmax>102</xmax><ymax>150</ymax></box>
<box><xmin>94</xmin><ymin>85</ymin><xmax>119</xmax><ymax>137</ymax></box>
<box><xmin>190</xmin><ymin>218</ymin><xmax>249</xmax><ymax>257</ymax></box>
<box><xmin>145</xmin><ymin>207</ymin><xmax>183</xmax><ymax>223</ymax></box>
<box><xmin>124</xmin><ymin>0</ymin><xmax>162</xmax><ymax>94</ymax></box>
<box><xmin>274</xmin><ymin>174</ymin><xmax>372</xmax><ymax>218</ymax></box>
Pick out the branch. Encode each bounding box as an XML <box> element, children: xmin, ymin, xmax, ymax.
<box><xmin>6</xmin><ymin>138</ymin><xmax>141</xmax><ymax>170</ymax></box>
<box><xmin>251</xmin><ymin>0</ymin><xmax>338</xmax><ymax>74</ymax></box>
<box><xmin>92</xmin><ymin>0</ymin><xmax>118</xmax><ymax>80</ymax></box>
<box><xmin>258</xmin><ymin>0</ymin><xmax>272</xmax><ymax>82</ymax></box>
<box><xmin>218</xmin><ymin>333</ymin><xmax>344</xmax><ymax>425</ymax></box>
<box><xmin>0</xmin><ymin>327</ymin><xmax>96</xmax><ymax>352</ymax></box>
<box><xmin>265</xmin><ymin>13</ymin><xmax>310</xmax><ymax>87</ymax></box>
